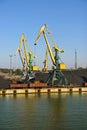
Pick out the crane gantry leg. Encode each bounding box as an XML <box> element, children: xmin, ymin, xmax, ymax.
<box><xmin>47</xmin><ymin>69</ymin><xmax>68</xmax><ymax>86</ymax></box>
<box><xmin>47</xmin><ymin>50</ymin><xmax>68</xmax><ymax>86</ymax></box>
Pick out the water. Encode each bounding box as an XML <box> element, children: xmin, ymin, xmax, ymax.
<box><xmin>0</xmin><ymin>93</ymin><xmax>87</xmax><ymax>130</ymax></box>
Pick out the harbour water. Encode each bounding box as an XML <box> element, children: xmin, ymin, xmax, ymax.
<box><xmin>0</xmin><ymin>93</ymin><xmax>87</xmax><ymax>130</ymax></box>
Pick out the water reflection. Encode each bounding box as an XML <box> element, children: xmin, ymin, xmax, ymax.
<box><xmin>0</xmin><ymin>93</ymin><xmax>87</xmax><ymax>130</ymax></box>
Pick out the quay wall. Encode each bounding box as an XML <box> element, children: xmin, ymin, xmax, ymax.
<box><xmin>0</xmin><ymin>87</ymin><xmax>87</xmax><ymax>95</ymax></box>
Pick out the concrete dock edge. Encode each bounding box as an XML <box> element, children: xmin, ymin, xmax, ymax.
<box><xmin>0</xmin><ymin>87</ymin><xmax>87</xmax><ymax>95</ymax></box>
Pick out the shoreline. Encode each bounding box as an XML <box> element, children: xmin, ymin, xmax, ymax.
<box><xmin>0</xmin><ymin>87</ymin><xmax>87</xmax><ymax>95</ymax></box>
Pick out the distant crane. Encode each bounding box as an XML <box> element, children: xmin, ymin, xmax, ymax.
<box><xmin>17</xmin><ymin>33</ymin><xmax>38</xmax><ymax>83</ymax></box>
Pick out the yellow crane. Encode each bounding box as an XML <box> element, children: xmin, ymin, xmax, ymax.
<box><xmin>17</xmin><ymin>33</ymin><xmax>38</xmax><ymax>72</ymax></box>
<box><xmin>34</xmin><ymin>24</ymin><xmax>68</xmax><ymax>85</ymax></box>
<box><xmin>34</xmin><ymin>24</ymin><xmax>65</xmax><ymax>69</ymax></box>
<box><xmin>17</xmin><ymin>33</ymin><xmax>39</xmax><ymax>83</ymax></box>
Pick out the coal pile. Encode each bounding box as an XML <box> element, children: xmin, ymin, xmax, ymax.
<box><xmin>63</xmin><ymin>69</ymin><xmax>87</xmax><ymax>85</ymax></box>
<box><xmin>35</xmin><ymin>69</ymin><xmax>87</xmax><ymax>86</ymax></box>
<box><xmin>35</xmin><ymin>72</ymin><xmax>49</xmax><ymax>83</ymax></box>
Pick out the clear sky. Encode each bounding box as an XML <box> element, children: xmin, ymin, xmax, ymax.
<box><xmin>0</xmin><ymin>0</ymin><xmax>87</xmax><ymax>70</ymax></box>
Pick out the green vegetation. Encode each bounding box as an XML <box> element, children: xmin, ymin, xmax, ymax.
<box><xmin>13</xmin><ymin>69</ymin><xmax>22</xmax><ymax>75</ymax></box>
<box><xmin>0</xmin><ymin>68</ymin><xmax>22</xmax><ymax>75</ymax></box>
<box><xmin>0</xmin><ymin>68</ymin><xmax>9</xmax><ymax>73</ymax></box>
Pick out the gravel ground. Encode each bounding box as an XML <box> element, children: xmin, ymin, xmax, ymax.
<box><xmin>0</xmin><ymin>72</ymin><xmax>21</xmax><ymax>89</ymax></box>
<box><xmin>0</xmin><ymin>76</ymin><xmax>10</xmax><ymax>89</ymax></box>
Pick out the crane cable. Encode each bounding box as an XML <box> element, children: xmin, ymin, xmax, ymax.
<box><xmin>34</xmin><ymin>43</ymin><xmax>36</xmax><ymax>65</ymax></box>
<box><xmin>45</xmin><ymin>24</ymin><xmax>58</xmax><ymax>47</ymax></box>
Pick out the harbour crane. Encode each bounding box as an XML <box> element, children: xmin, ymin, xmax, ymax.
<box><xmin>17</xmin><ymin>34</ymin><xmax>37</xmax><ymax>72</ymax></box>
<box><xmin>17</xmin><ymin>33</ymin><xmax>37</xmax><ymax>83</ymax></box>
<box><xmin>34</xmin><ymin>24</ymin><xmax>68</xmax><ymax>86</ymax></box>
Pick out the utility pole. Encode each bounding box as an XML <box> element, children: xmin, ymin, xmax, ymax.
<box><xmin>9</xmin><ymin>54</ymin><xmax>13</xmax><ymax>76</ymax></box>
<box><xmin>13</xmin><ymin>54</ymin><xmax>16</xmax><ymax>71</ymax></box>
<box><xmin>75</xmin><ymin>49</ymin><xmax>77</xmax><ymax>69</ymax></box>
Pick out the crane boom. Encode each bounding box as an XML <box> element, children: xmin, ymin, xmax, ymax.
<box><xmin>35</xmin><ymin>25</ymin><xmax>45</xmax><ymax>44</ymax></box>
<box><xmin>35</xmin><ymin>24</ymin><xmax>55</xmax><ymax>65</ymax></box>
<box><xmin>19</xmin><ymin>33</ymin><xmax>25</xmax><ymax>49</ymax></box>
<box><xmin>17</xmin><ymin>34</ymin><xmax>26</xmax><ymax>71</ymax></box>
<box><xmin>17</xmin><ymin>34</ymin><xmax>29</xmax><ymax>71</ymax></box>
<box><xmin>53</xmin><ymin>46</ymin><xmax>64</xmax><ymax>53</ymax></box>
<box><xmin>34</xmin><ymin>24</ymin><xmax>64</xmax><ymax>67</ymax></box>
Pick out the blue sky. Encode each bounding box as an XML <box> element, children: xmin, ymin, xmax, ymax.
<box><xmin>0</xmin><ymin>0</ymin><xmax>87</xmax><ymax>69</ymax></box>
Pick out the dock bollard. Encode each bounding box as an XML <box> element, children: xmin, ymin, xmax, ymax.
<box><xmin>25</xmin><ymin>89</ymin><xmax>28</xmax><ymax>94</ymax></box>
<box><xmin>79</xmin><ymin>88</ymin><xmax>82</xmax><ymax>93</ymax></box>
<box><xmin>38</xmin><ymin>89</ymin><xmax>41</xmax><ymax>93</ymax></box>
<box><xmin>13</xmin><ymin>90</ymin><xmax>16</xmax><ymax>95</ymax></box>
<box><xmin>2</xmin><ymin>90</ymin><xmax>6</xmax><ymax>95</ymax></box>
<box><xmin>58</xmin><ymin>89</ymin><xmax>61</xmax><ymax>93</ymax></box>
<box><xmin>47</xmin><ymin>89</ymin><xmax>50</xmax><ymax>93</ymax></box>
<box><xmin>69</xmin><ymin>88</ymin><xmax>72</xmax><ymax>93</ymax></box>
